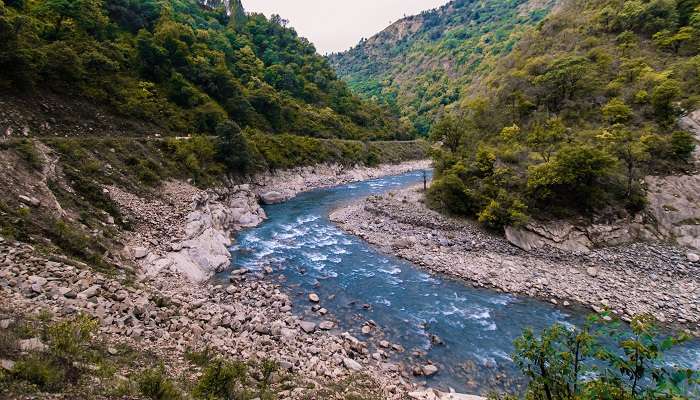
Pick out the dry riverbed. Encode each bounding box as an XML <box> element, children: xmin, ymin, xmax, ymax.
<box><xmin>330</xmin><ymin>185</ymin><xmax>700</xmax><ymax>336</ymax></box>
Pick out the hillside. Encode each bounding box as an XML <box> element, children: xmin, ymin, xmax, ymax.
<box><xmin>328</xmin><ymin>0</ymin><xmax>559</xmax><ymax>134</ymax></box>
<box><xmin>0</xmin><ymin>0</ymin><xmax>411</xmax><ymax>140</ymax></box>
<box><xmin>424</xmin><ymin>0</ymin><xmax>700</xmax><ymax>231</ymax></box>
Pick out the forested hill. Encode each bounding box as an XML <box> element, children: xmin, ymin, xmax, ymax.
<box><xmin>426</xmin><ymin>0</ymin><xmax>700</xmax><ymax>230</ymax></box>
<box><xmin>328</xmin><ymin>0</ymin><xmax>559</xmax><ymax>135</ymax></box>
<box><xmin>0</xmin><ymin>0</ymin><xmax>411</xmax><ymax>140</ymax></box>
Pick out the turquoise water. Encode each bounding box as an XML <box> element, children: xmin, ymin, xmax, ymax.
<box><xmin>222</xmin><ymin>171</ymin><xmax>700</xmax><ymax>395</ymax></box>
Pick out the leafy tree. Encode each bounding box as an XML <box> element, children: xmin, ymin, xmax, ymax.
<box><xmin>507</xmin><ymin>313</ymin><xmax>700</xmax><ymax>400</ymax></box>
<box><xmin>216</xmin><ymin>121</ymin><xmax>251</xmax><ymax>174</ymax></box>
<box><xmin>651</xmin><ymin>79</ymin><xmax>682</xmax><ymax>126</ymax></box>
<box><xmin>527</xmin><ymin>118</ymin><xmax>567</xmax><ymax>162</ymax></box>
<box><xmin>533</xmin><ymin>56</ymin><xmax>591</xmax><ymax>111</ymax></box>
<box><xmin>602</xmin><ymin>98</ymin><xmax>634</xmax><ymax>124</ymax></box>
<box><xmin>597</xmin><ymin>126</ymin><xmax>649</xmax><ymax>197</ymax></box>
<box><xmin>429</xmin><ymin>115</ymin><xmax>466</xmax><ymax>152</ymax></box>
<box><xmin>670</xmin><ymin>130</ymin><xmax>697</xmax><ymax>159</ymax></box>
<box><xmin>528</xmin><ymin>145</ymin><xmax>615</xmax><ymax>208</ymax></box>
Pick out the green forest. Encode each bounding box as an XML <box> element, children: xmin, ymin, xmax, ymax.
<box><xmin>425</xmin><ymin>0</ymin><xmax>700</xmax><ymax>230</ymax></box>
<box><xmin>329</xmin><ymin>0</ymin><xmax>557</xmax><ymax>135</ymax></box>
<box><xmin>0</xmin><ymin>0</ymin><xmax>412</xmax><ymax>140</ymax></box>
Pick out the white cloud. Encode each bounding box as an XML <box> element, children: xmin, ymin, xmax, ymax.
<box><xmin>242</xmin><ymin>0</ymin><xmax>450</xmax><ymax>54</ymax></box>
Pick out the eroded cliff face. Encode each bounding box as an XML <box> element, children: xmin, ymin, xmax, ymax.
<box><xmin>506</xmin><ymin>111</ymin><xmax>700</xmax><ymax>257</ymax></box>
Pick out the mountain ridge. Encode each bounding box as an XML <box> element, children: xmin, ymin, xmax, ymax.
<box><xmin>329</xmin><ymin>0</ymin><xmax>559</xmax><ymax>134</ymax></box>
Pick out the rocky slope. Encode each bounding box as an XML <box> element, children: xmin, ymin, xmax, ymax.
<box><xmin>330</xmin><ymin>186</ymin><xmax>700</xmax><ymax>335</ymax></box>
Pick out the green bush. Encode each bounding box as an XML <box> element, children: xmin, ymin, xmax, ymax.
<box><xmin>138</xmin><ymin>366</ymin><xmax>182</xmax><ymax>400</ymax></box>
<box><xmin>192</xmin><ymin>359</ymin><xmax>249</xmax><ymax>400</ymax></box>
<box><xmin>12</xmin><ymin>356</ymin><xmax>65</xmax><ymax>392</ymax></box>
<box><xmin>671</xmin><ymin>130</ymin><xmax>697</xmax><ymax>160</ymax></box>
<box><xmin>504</xmin><ymin>313</ymin><xmax>700</xmax><ymax>400</ymax></box>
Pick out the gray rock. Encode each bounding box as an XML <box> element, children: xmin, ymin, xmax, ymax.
<box><xmin>132</xmin><ymin>247</ymin><xmax>149</xmax><ymax>259</ymax></box>
<box><xmin>260</xmin><ymin>191</ymin><xmax>286</xmax><ymax>205</ymax></box>
<box><xmin>0</xmin><ymin>359</ymin><xmax>15</xmax><ymax>371</ymax></box>
<box><xmin>308</xmin><ymin>293</ymin><xmax>320</xmax><ymax>303</ymax></box>
<box><xmin>342</xmin><ymin>357</ymin><xmax>362</xmax><ymax>372</ymax></box>
<box><xmin>18</xmin><ymin>195</ymin><xmax>40</xmax><ymax>207</ymax></box>
<box><xmin>318</xmin><ymin>321</ymin><xmax>334</xmax><ymax>330</ymax></box>
<box><xmin>299</xmin><ymin>321</ymin><xmax>316</xmax><ymax>333</ymax></box>
<box><xmin>18</xmin><ymin>338</ymin><xmax>47</xmax><ymax>352</ymax></box>
<box><xmin>422</xmin><ymin>364</ymin><xmax>439</xmax><ymax>376</ymax></box>
<box><xmin>687</xmin><ymin>252</ymin><xmax>700</xmax><ymax>263</ymax></box>
<box><xmin>78</xmin><ymin>285</ymin><xmax>101</xmax><ymax>299</ymax></box>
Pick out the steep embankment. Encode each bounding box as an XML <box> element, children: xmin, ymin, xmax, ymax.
<box><xmin>329</xmin><ymin>0</ymin><xmax>559</xmax><ymax>133</ymax></box>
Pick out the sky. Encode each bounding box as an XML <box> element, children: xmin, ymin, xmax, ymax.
<box><xmin>242</xmin><ymin>0</ymin><xmax>451</xmax><ymax>54</ymax></box>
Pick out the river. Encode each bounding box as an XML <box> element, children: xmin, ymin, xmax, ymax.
<box><xmin>221</xmin><ymin>170</ymin><xmax>700</xmax><ymax>395</ymax></box>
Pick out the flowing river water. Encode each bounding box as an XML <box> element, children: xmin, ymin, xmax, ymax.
<box><xmin>220</xmin><ymin>170</ymin><xmax>700</xmax><ymax>395</ymax></box>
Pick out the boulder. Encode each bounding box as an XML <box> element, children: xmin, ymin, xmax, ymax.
<box><xmin>299</xmin><ymin>321</ymin><xmax>316</xmax><ymax>333</ymax></box>
<box><xmin>688</xmin><ymin>252</ymin><xmax>700</xmax><ymax>262</ymax></box>
<box><xmin>342</xmin><ymin>357</ymin><xmax>362</xmax><ymax>372</ymax></box>
<box><xmin>132</xmin><ymin>247</ymin><xmax>149</xmax><ymax>259</ymax></box>
<box><xmin>308</xmin><ymin>293</ymin><xmax>320</xmax><ymax>303</ymax></box>
<box><xmin>260</xmin><ymin>191</ymin><xmax>286</xmax><ymax>205</ymax></box>
<box><xmin>422</xmin><ymin>364</ymin><xmax>439</xmax><ymax>376</ymax></box>
<box><xmin>318</xmin><ymin>321</ymin><xmax>334</xmax><ymax>330</ymax></box>
<box><xmin>18</xmin><ymin>338</ymin><xmax>47</xmax><ymax>352</ymax></box>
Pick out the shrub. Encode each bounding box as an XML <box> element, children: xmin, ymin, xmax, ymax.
<box><xmin>138</xmin><ymin>366</ymin><xmax>182</xmax><ymax>400</ymax></box>
<box><xmin>12</xmin><ymin>355</ymin><xmax>65</xmax><ymax>392</ymax></box>
<box><xmin>192</xmin><ymin>359</ymin><xmax>249</xmax><ymax>400</ymax></box>
<box><xmin>670</xmin><ymin>130</ymin><xmax>697</xmax><ymax>160</ymax></box>
<box><xmin>508</xmin><ymin>314</ymin><xmax>700</xmax><ymax>400</ymax></box>
<box><xmin>13</xmin><ymin>139</ymin><xmax>42</xmax><ymax>170</ymax></box>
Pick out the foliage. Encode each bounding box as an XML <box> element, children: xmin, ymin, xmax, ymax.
<box><xmin>138</xmin><ymin>366</ymin><xmax>182</xmax><ymax>400</ymax></box>
<box><xmin>8</xmin><ymin>315</ymin><xmax>101</xmax><ymax>393</ymax></box>
<box><xmin>0</xmin><ymin>0</ymin><xmax>410</xmax><ymax>140</ymax></box>
<box><xmin>329</xmin><ymin>0</ymin><xmax>558</xmax><ymax>134</ymax></box>
<box><xmin>424</xmin><ymin>0</ymin><xmax>699</xmax><ymax>227</ymax></box>
<box><xmin>215</xmin><ymin>120</ymin><xmax>251</xmax><ymax>175</ymax></box>
<box><xmin>503</xmin><ymin>313</ymin><xmax>700</xmax><ymax>400</ymax></box>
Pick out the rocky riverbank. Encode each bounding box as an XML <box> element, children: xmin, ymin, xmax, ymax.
<box><xmin>330</xmin><ymin>186</ymin><xmax>700</xmax><ymax>336</ymax></box>
<box><xmin>2</xmin><ymin>159</ymin><xmax>459</xmax><ymax>399</ymax></box>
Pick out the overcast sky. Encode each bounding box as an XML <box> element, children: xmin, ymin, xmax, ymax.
<box><xmin>243</xmin><ymin>0</ymin><xmax>450</xmax><ymax>54</ymax></box>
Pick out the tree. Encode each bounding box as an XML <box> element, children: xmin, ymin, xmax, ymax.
<box><xmin>671</xmin><ymin>130</ymin><xmax>697</xmax><ymax>160</ymax></box>
<box><xmin>216</xmin><ymin>121</ymin><xmax>251</xmax><ymax>174</ymax></box>
<box><xmin>527</xmin><ymin>118</ymin><xmax>567</xmax><ymax>162</ymax></box>
<box><xmin>597</xmin><ymin>125</ymin><xmax>648</xmax><ymax>197</ymax></box>
<box><xmin>533</xmin><ymin>56</ymin><xmax>590</xmax><ymax>111</ymax></box>
<box><xmin>651</xmin><ymin>79</ymin><xmax>682</xmax><ymax>126</ymax></box>
<box><xmin>602</xmin><ymin>98</ymin><xmax>634</xmax><ymax>124</ymax></box>
<box><xmin>527</xmin><ymin>144</ymin><xmax>615</xmax><ymax>208</ymax></box>
<box><xmin>429</xmin><ymin>115</ymin><xmax>466</xmax><ymax>153</ymax></box>
<box><xmin>510</xmin><ymin>313</ymin><xmax>699</xmax><ymax>400</ymax></box>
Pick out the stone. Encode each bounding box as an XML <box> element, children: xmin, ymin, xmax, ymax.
<box><xmin>342</xmin><ymin>357</ymin><xmax>362</xmax><ymax>372</ymax></box>
<box><xmin>299</xmin><ymin>321</ymin><xmax>316</xmax><ymax>333</ymax></box>
<box><xmin>18</xmin><ymin>195</ymin><xmax>40</xmax><ymax>207</ymax></box>
<box><xmin>78</xmin><ymin>285</ymin><xmax>101</xmax><ymax>299</ymax></box>
<box><xmin>19</xmin><ymin>337</ymin><xmax>47</xmax><ymax>352</ymax></box>
<box><xmin>318</xmin><ymin>321</ymin><xmax>334</xmax><ymax>330</ymax></box>
<box><xmin>260</xmin><ymin>191</ymin><xmax>286</xmax><ymax>205</ymax></box>
<box><xmin>586</xmin><ymin>267</ymin><xmax>599</xmax><ymax>278</ymax></box>
<box><xmin>132</xmin><ymin>247</ymin><xmax>149</xmax><ymax>259</ymax></box>
<box><xmin>0</xmin><ymin>359</ymin><xmax>14</xmax><ymax>371</ymax></box>
<box><xmin>361</xmin><ymin>325</ymin><xmax>371</xmax><ymax>335</ymax></box>
<box><xmin>687</xmin><ymin>252</ymin><xmax>700</xmax><ymax>263</ymax></box>
<box><xmin>308</xmin><ymin>293</ymin><xmax>320</xmax><ymax>303</ymax></box>
<box><xmin>422</xmin><ymin>364</ymin><xmax>439</xmax><ymax>376</ymax></box>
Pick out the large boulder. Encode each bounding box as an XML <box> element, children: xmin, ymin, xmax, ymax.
<box><xmin>260</xmin><ymin>191</ymin><xmax>286</xmax><ymax>205</ymax></box>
